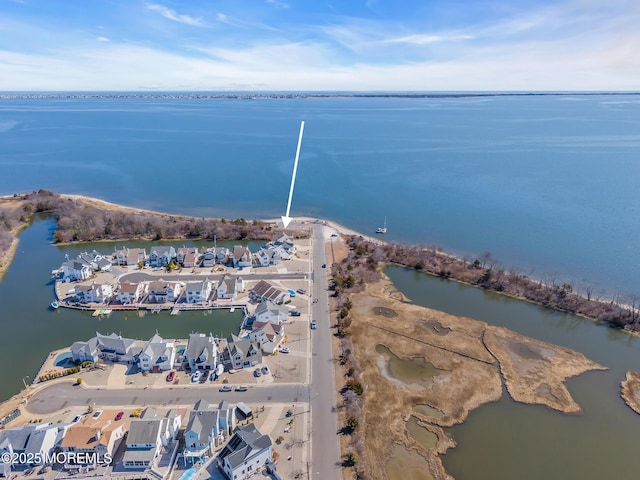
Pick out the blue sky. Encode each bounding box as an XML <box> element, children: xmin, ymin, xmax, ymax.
<box><xmin>0</xmin><ymin>0</ymin><xmax>638</xmax><ymax>91</ymax></box>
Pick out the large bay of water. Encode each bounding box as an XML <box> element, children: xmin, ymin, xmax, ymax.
<box><xmin>1</xmin><ymin>94</ymin><xmax>638</xmax><ymax>297</ymax></box>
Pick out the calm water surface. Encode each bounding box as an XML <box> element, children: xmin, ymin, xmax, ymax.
<box><xmin>0</xmin><ymin>216</ymin><xmax>243</xmax><ymax>401</ymax></box>
<box><xmin>0</xmin><ymin>94</ymin><xmax>638</xmax><ymax>296</ymax></box>
<box><xmin>386</xmin><ymin>265</ymin><xmax>640</xmax><ymax>480</ymax></box>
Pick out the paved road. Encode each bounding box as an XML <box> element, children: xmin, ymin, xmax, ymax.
<box><xmin>27</xmin><ymin>383</ymin><xmax>309</xmax><ymax>414</ymax></box>
<box><xmin>310</xmin><ymin>224</ymin><xmax>342</xmax><ymax>479</ymax></box>
<box><xmin>121</xmin><ymin>272</ymin><xmax>308</xmax><ymax>283</ymax></box>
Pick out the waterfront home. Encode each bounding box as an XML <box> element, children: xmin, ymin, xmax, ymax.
<box><xmin>250</xmin><ymin>280</ymin><xmax>289</xmax><ymax>304</ymax></box>
<box><xmin>253</xmin><ymin>247</ymin><xmax>282</xmax><ymax>267</ymax></box>
<box><xmin>115</xmin><ymin>281</ymin><xmax>146</xmax><ymax>304</ymax></box>
<box><xmin>75</xmin><ymin>281</ymin><xmax>113</xmax><ymax>304</ymax></box>
<box><xmin>78</xmin><ymin>250</ymin><xmax>112</xmax><ymax>272</ymax></box>
<box><xmin>224</xmin><ymin>336</ymin><xmax>262</xmax><ymax>370</ymax></box>
<box><xmin>247</xmin><ymin>321</ymin><xmax>284</xmax><ymax>355</ymax></box>
<box><xmin>122</xmin><ymin>407</ymin><xmax>181</xmax><ymax>470</ymax></box>
<box><xmin>71</xmin><ymin>337</ymin><xmax>100</xmax><ymax>363</ymax></box>
<box><xmin>60</xmin><ymin>413</ymin><xmax>126</xmax><ymax>464</ymax></box>
<box><xmin>137</xmin><ymin>334</ymin><xmax>176</xmax><ymax>372</ymax></box>
<box><xmin>267</xmin><ymin>234</ymin><xmax>296</xmax><ymax>258</ymax></box>
<box><xmin>177</xmin><ymin>247</ymin><xmax>200</xmax><ymax>268</ymax></box>
<box><xmin>113</xmin><ymin>247</ymin><xmax>147</xmax><ymax>266</ymax></box>
<box><xmin>148</xmin><ymin>246</ymin><xmax>176</xmax><ymax>268</ymax></box>
<box><xmin>0</xmin><ymin>424</ymin><xmax>59</xmax><ymax>475</ymax></box>
<box><xmin>147</xmin><ymin>280</ymin><xmax>183</xmax><ymax>303</ymax></box>
<box><xmin>232</xmin><ymin>246</ymin><xmax>252</xmax><ymax>269</ymax></box>
<box><xmin>254</xmin><ymin>301</ymin><xmax>289</xmax><ymax>325</ymax></box>
<box><xmin>185</xmin><ymin>333</ymin><xmax>219</xmax><ymax>371</ymax></box>
<box><xmin>217</xmin><ymin>275</ymin><xmax>241</xmax><ymax>300</ymax></box>
<box><xmin>183</xmin><ymin>400</ymin><xmax>236</xmax><ymax>464</ymax></box>
<box><xmin>96</xmin><ymin>332</ymin><xmax>137</xmax><ymax>362</ymax></box>
<box><xmin>216</xmin><ymin>423</ymin><xmax>272</xmax><ymax>480</ymax></box>
<box><xmin>185</xmin><ymin>279</ymin><xmax>213</xmax><ymax>304</ymax></box>
<box><xmin>61</xmin><ymin>258</ymin><xmax>92</xmax><ymax>282</ymax></box>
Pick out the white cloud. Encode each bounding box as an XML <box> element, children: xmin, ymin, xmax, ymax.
<box><xmin>382</xmin><ymin>34</ymin><xmax>474</xmax><ymax>45</ymax></box>
<box><xmin>146</xmin><ymin>3</ymin><xmax>205</xmax><ymax>27</ymax></box>
<box><xmin>96</xmin><ymin>36</ymin><xmax>110</xmax><ymax>42</ymax></box>
<box><xmin>265</xmin><ymin>0</ymin><xmax>289</xmax><ymax>9</ymax></box>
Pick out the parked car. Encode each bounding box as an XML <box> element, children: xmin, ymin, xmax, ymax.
<box><xmin>261</xmin><ymin>365</ymin><xmax>270</xmax><ymax>375</ymax></box>
<box><xmin>310</xmin><ymin>320</ymin><xmax>317</xmax><ymax>329</ymax></box>
<box><xmin>280</xmin><ymin>347</ymin><xmax>290</xmax><ymax>354</ymax></box>
<box><xmin>166</xmin><ymin>371</ymin><xmax>175</xmax><ymax>382</ymax></box>
<box><xmin>321</xmin><ymin>263</ymin><xmax>326</xmax><ymax>268</ymax></box>
<box><xmin>296</xmin><ymin>288</ymin><xmax>306</xmax><ymax>294</ymax></box>
<box><xmin>254</xmin><ymin>368</ymin><xmax>262</xmax><ymax>377</ymax></box>
<box><xmin>219</xmin><ymin>385</ymin><xmax>233</xmax><ymax>392</ymax></box>
<box><xmin>115</xmin><ymin>411</ymin><xmax>124</xmax><ymax>421</ymax></box>
<box><xmin>290</xmin><ymin>311</ymin><xmax>301</xmax><ymax>317</ymax></box>
<box><xmin>330</xmin><ymin>233</ymin><xmax>338</xmax><ymax>238</ymax></box>
<box><xmin>235</xmin><ymin>385</ymin><xmax>249</xmax><ymax>392</ymax></box>
<box><xmin>191</xmin><ymin>371</ymin><xmax>201</xmax><ymax>383</ymax></box>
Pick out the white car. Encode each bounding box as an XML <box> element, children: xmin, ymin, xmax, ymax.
<box><xmin>191</xmin><ymin>371</ymin><xmax>201</xmax><ymax>383</ymax></box>
<box><xmin>280</xmin><ymin>347</ymin><xmax>290</xmax><ymax>354</ymax></box>
<box><xmin>261</xmin><ymin>365</ymin><xmax>270</xmax><ymax>375</ymax></box>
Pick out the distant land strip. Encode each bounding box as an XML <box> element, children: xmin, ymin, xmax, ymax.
<box><xmin>1</xmin><ymin>92</ymin><xmax>639</xmax><ymax>100</ymax></box>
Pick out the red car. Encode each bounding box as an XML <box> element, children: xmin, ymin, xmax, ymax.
<box><xmin>166</xmin><ymin>371</ymin><xmax>175</xmax><ymax>382</ymax></box>
<box><xmin>115</xmin><ymin>411</ymin><xmax>124</xmax><ymax>421</ymax></box>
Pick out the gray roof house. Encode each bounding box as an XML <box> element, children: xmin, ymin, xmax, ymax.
<box><xmin>148</xmin><ymin>246</ymin><xmax>176</xmax><ymax>267</ymax></box>
<box><xmin>0</xmin><ymin>424</ymin><xmax>59</xmax><ymax>475</ymax></box>
<box><xmin>216</xmin><ymin>424</ymin><xmax>272</xmax><ymax>480</ymax></box>
<box><xmin>137</xmin><ymin>333</ymin><xmax>176</xmax><ymax>372</ymax></box>
<box><xmin>224</xmin><ymin>337</ymin><xmax>262</xmax><ymax>370</ymax></box>
<box><xmin>122</xmin><ymin>407</ymin><xmax>181</xmax><ymax>470</ymax></box>
<box><xmin>254</xmin><ymin>301</ymin><xmax>289</xmax><ymax>325</ymax></box>
<box><xmin>250</xmin><ymin>280</ymin><xmax>289</xmax><ymax>304</ymax></box>
<box><xmin>232</xmin><ymin>246</ymin><xmax>252</xmax><ymax>269</ymax></box>
<box><xmin>71</xmin><ymin>336</ymin><xmax>100</xmax><ymax>363</ymax></box>
<box><xmin>71</xmin><ymin>332</ymin><xmax>137</xmax><ymax>363</ymax></box>
<box><xmin>183</xmin><ymin>400</ymin><xmax>236</xmax><ymax>464</ymax></box>
<box><xmin>185</xmin><ymin>333</ymin><xmax>219</xmax><ymax>371</ymax></box>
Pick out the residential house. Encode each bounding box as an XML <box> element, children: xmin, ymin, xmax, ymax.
<box><xmin>248</xmin><ymin>321</ymin><xmax>285</xmax><ymax>355</ymax></box>
<box><xmin>217</xmin><ymin>275</ymin><xmax>241</xmax><ymax>300</ymax></box>
<box><xmin>232</xmin><ymin>246</ymin><xmax>252</xmax><ymax>269</ymax></box>
<box><xmin>185</xmin><ymin>279</ymin><xmax>213</xmax><ymax>304</ymax></box>
<box><xmin>250</xmin><ymin>280</ymin><xmax>289</xmax><ymax>304</ymax></box>
<box><xmin>267</xmin><ymin>234</ymin><xmax>297</xmax><ymax>258</ymax></box>
<box><xmin>78</xmin><ymin>250</ymin><xmax>112</xmax><ymax>272</ymax></box>
<box><xmin>75</xmin><ymin>282</ymin><xmax>113</xmax><ymax>304</ymax></box>
<box><xmin>113</xmin><ymin>247</ymin><xmax>147</xmax><ymax>266</ymax></box>
<box><xmin>0</xmin><ymin>424</ymin><xmax>59</xmax><ymax>475</ymax></box>
<box><xmin>71</xmin><ymin>332</ymin><xmax>137</xmax><ymax>364</ymax></box>
<box><xmin>60</xmin><ymin>413</ymin><xmax>125</xmax><ymax>464</ymax></box>
<box><xmin>253</xmin><ymin>247</ymin><xmax>282</xmax><ymax>267</ymax></box>
<box><xmin>70</xmin><ymin>337</ymin><xmax>100</xmax><ymax>363</ymax></box>
<box><xmin>185</xmin><ymin>333</ymin><xmax>219</xmax><ymax>371</ymax></box>
<box><xmin>148</xmin><ymin>246</ymin><xmax>176</xmax><ymax>268</ymax></box>
<box><xmin>216</xmin><ymin>424</ymin><xmax>272</xmax><ymax>480</ymax></box>
<box><xmin>137</xmin><ymin>334</ymin><xmax>176</xmax><ymax>372</ymax></box>
<box><xmin>254</xmin><ymin>301</ymin><xmax>289</xmax><ymax>325</ymax></box>
<box><xmin>61</xmin><ymin>259</ymin><xmax>92</xmax><ymax>283</ymax></box>
<box><xmin>224</xmin><ymin>336</ymin><xmax>262</xmax><ymax>370</ymax></box>
<box><xmin>177</xmin><ymin>247</ymin><xmax>200</xmax><ymax>268</ymax></box>
<box><xmin>116</xmin><ymin>281</ymin><xmax>146</xmax><ymax>305</ymax></box>
<box><xmin>147</xmin><ymin>280</ymin><xmax>183</xmax><ymax>303</ymax></box>
<box><xmin>122</xmin><ymin>407</ymin><xmax>181</xmax><ymax>470</ymax></box>
<box><xmin>183</xmin><ymin>400</ymin><xmax>236</xmax><ymax>464</ymax></box>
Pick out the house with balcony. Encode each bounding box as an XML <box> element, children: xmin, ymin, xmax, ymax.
<box><xmin>185</xmin><ymin>333</ymin><xmax>219</xmax><ymax>371</ymax></box>
<box><xmin>116</xmin><ymin>281</ymin><xmax>146</xmax><ymax>304</ymax></box>
<box><xmin>60</xmin><ymin>413</ymin><xmax>126</xmax><ymax>464</ymax></box>
<box><xmin>216</xmin><ymin>424</ymin><xmax>272</xmax><ymax>480</ymax></box>
<box><xmin>177</xmin><ymin>247</ymin><xmax>200</xmax><ymax>268</ymax></box>
<box><xmin>122</xmin><ymin>407</ymin><xmax>181</xmax><ymax>470</ymax></box>
<box><xmin>148</xmin><ymin>246</ymin><xmax>176</xmax><ymax>268</ymax></box>
<box><xmin>147</xmin><ymin>280</ymin><xmax>183</xmax><ymax>303</ymax></box>
<box><xmin>137</xmin><ymin>334</ymin><xmax>176</xmax><ymax>372</ymax></box>
<box><xmin>224</xmin><ymin>336</ymin><xmax>262</xmax><ymax>370</ymax></box>
<box><xmin>185</xmin><ymin>279</ymin><xmax>213</xmax><ymax>304</ymax></box>
<box><xmin>247</xmin><ymin>321</ymin><xmax>285</xmax><ymax>355</ymax></box>
<box><xmin>232</xmin><ymin>246</ymin><xmax>252</xmax><ymax>269</ymax></box>
<box><xmin>254</xmin><ymin>301</ymin><xmax>289</xmax><ymax>325</ymax></box>
<box><xmin>250</xmin><ymin>280</ymin><xmax>289</xmax><ymax>304</ymax></box>
<box><xmin>75</xmin><ymin>282</ymin><xmax>113</xmax><ymax>304</ymax></box>
<box><xmin>183</xmin><ymin>400</ymin><xmax>236</xmax><ymax>464</ymax></box>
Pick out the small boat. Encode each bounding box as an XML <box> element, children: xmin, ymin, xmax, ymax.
<box><xmin>50</xmin><ymin>301</ymin><xmax>59</xmax><ymax>310</ymax></box>
<box><xmin>376</xmin><ymin>217</ymin><xmax>387</xmax><ymax>234</ymax></box>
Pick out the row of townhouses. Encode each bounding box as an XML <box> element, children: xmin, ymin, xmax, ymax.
<box><xmin>57</xmin><ymin>234</ymin><xmax>297</xmax><ymax>284</ymax></box>
<box><xmin>69</xmin><ymin>302</ymin><xmax>288</xmax><ymax>372</ymax></box>
<box><xmin>0</xmin><ymin>403</ymin><xmax>272</xmax><ymax>480</ymax></box>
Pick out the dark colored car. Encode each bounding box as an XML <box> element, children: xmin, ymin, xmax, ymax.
<box><xmin>166</xmin><ymin>371</ymin><xmax>175</xmax><ymax>382</ymax></box>
<box><xmin>115</xmin><ymin>411</ymin><xmax>124</xmax><ymax>421</ymax></box>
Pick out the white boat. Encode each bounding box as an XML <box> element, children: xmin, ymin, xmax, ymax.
<box><xmin>376</xmin><ymin>217</ymin><xmax>387</xmax><ymax>234</ymax></box>
<box><xmin>50</xmin><ymin>301</ymin><xmax>59</xmax><ymax>310</ymax></box>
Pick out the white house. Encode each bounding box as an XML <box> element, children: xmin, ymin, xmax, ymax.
<box><xmin>61</xmin><ymin>259</ymin><xmax>92</xmax><ymax>282</ymax></box>
<box><xmin>137</xmin><ymin>334</ymin><xmax>176</xmax><ymax>372</ymax></box>
<box><xmin>185</xmin><ymin>333</ymin><xmax>219</xmax><ymax>371</ymax></box>
<box><xmin>116</xmin><ymin>281</ymin><xmax>145</xmax><ymax>304</ymax></box>
<box><xmin>147</xmin><ymin>280</ymin><xmax>183</xmax><ymax>303</ymax></box>
<box><xmin>224</xmin><ymin>337</ymin><xmax>262</xmax><ymax>370</ymax></box>
<box><xmin>185</xmin><ymin>279</ymin><xmax>213</xmax><ymax>304</ymax></box>
<box><xmin>254</xmin><ymin>301</ymin><xmax>289</xmax><ymax>325</ymax></box>
<box><xmin>122</xmin><ymin>408</ymin><xmax>181</xmax><ymax>470</ymax></box>
<box><xmin>113</xmin><ymin>247</ymin><xmax>147</xmax><ymax>266</ymax></box>
<box><xmin>78</xmin><ymin>250</ymin><xmax>112</xmax><ymax>272</ymax></box>
<box><xmin>217</xmin><ymin>275</ymin><xmax>240</xmax><ymax>300</ymax></box>
<box><xmin>0</xmin><ymin>424</ymin><xmax>60</xmax><ymax>475</ymax></box>
<box><xmin>60</xmin><ymin>414</ymin><xmax>125</xmax><ymax>464</ymax></box>
<box><xmin>253</xmin><ymin>248</ymin><xmax>282</xmax><ymax>267</ymax></box>
<box><xmin>75</xmin><ymin>282</ymin><xmax>113</xmax><ymax>304</ymax></box>
<box><xmin>216</xmin><ymin>424</ymin><xmax>272</xmax><ymax>480</ymax></box>
<box><xmin>267</xmin><ymin>234</ymin><xmax>297</xmax><ymax>258</ymax></box>
<box><xmin>183</xmin><ymin>400</ymin><xmax>236</xmax><ymax>464</ymax></box>
<box><xmin>148</xmin><ymin>246</ymin><xmax>176</xmax><ymax>268</ymax></box>
<box><xmin>248</xmin><ymin>322</ymin><xmax>285</xmax><ymax>355</ymax></box>
<box><xmin>232</xmin><ymin>246</ymin><xmax>252</xmax><ymax>269</ymax></box>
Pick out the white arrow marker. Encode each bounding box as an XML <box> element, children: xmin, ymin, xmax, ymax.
<box><xmin>281</xmin><ymin>120</ymin><xmax>305</xmax><ymax>228</ymax></box>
